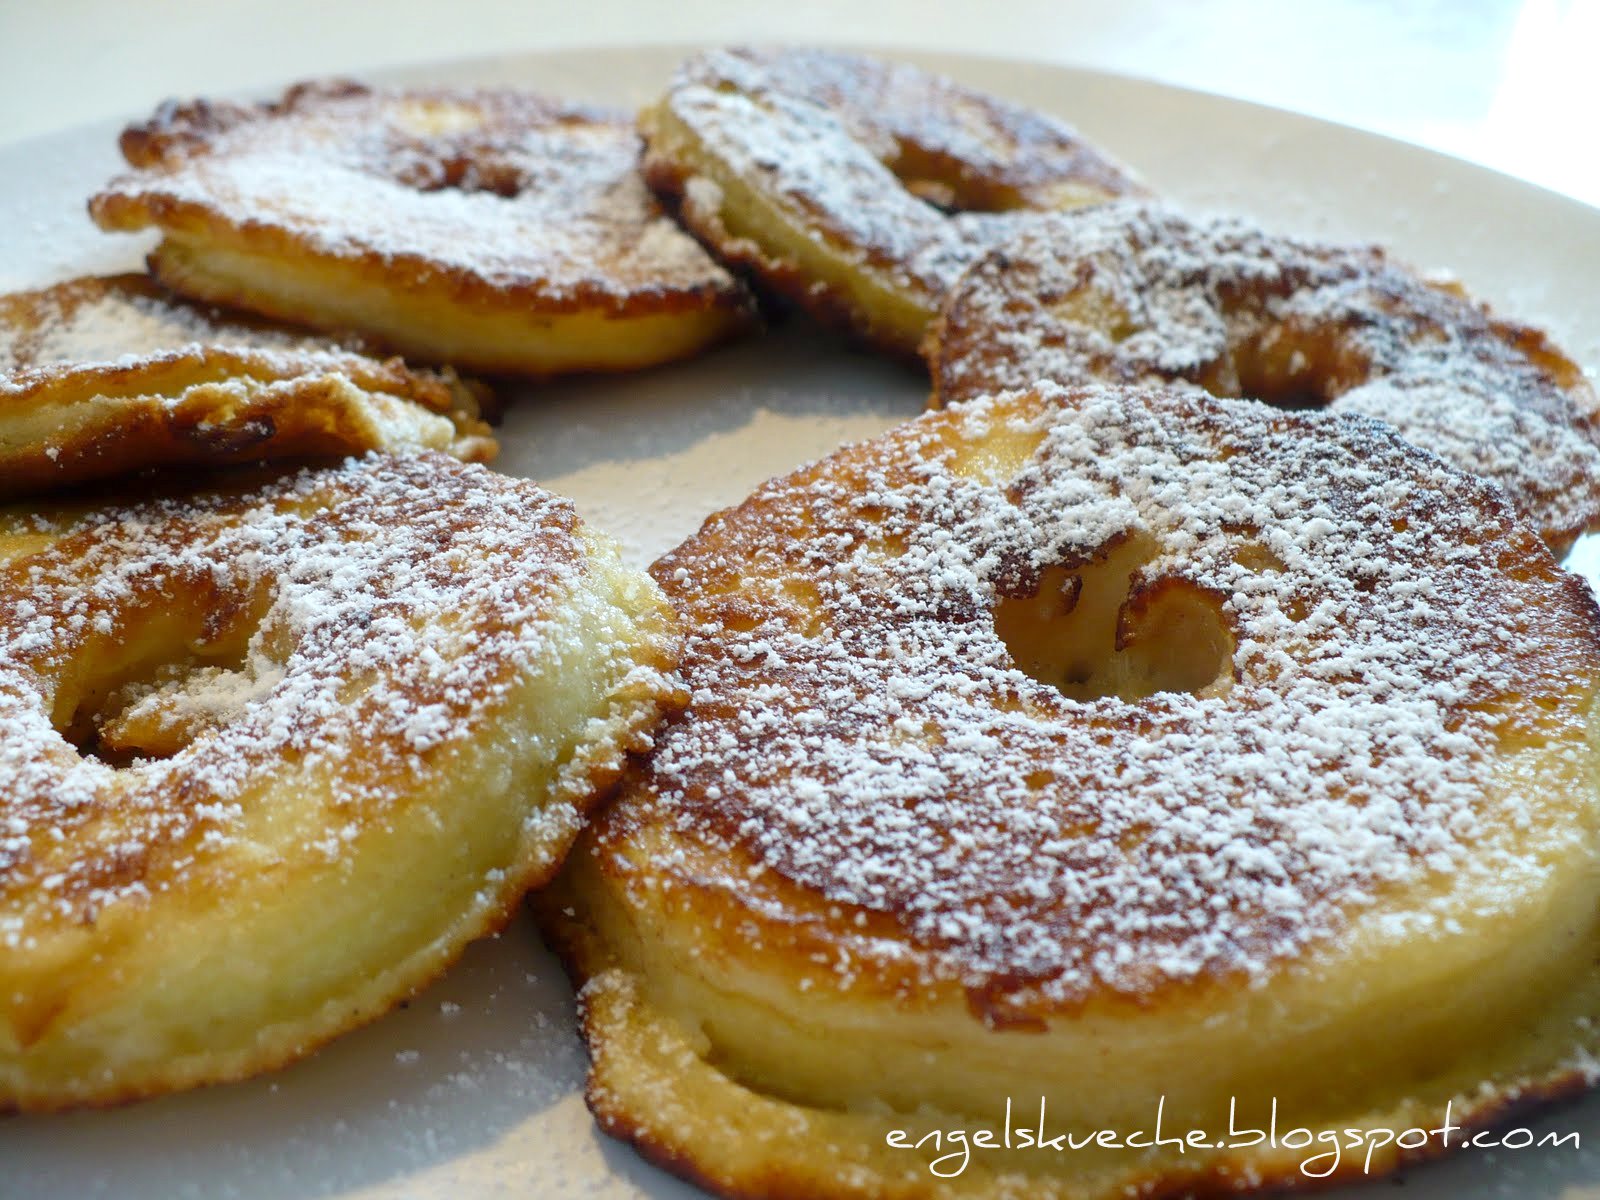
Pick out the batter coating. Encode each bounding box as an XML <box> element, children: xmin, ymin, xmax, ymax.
<box><xmin>1</xmin><ymin>274</ymin><xmax>494</xmax><ymax>496</ymax></box>
<box><xmin>925</xmin><ymin>203</ymin><xmax>1600</xmax><ymax>551</ymax></box>
<box><xmin>0</xmin><ymin>453</ymin><xmax>681</xmax><ymax>1110</ymax></box>
<box><xmin>639</xmin><ymin>47</ymin><xmax>1144</xmax><ymax>357</ymax></box>
<box><xmin>542</xmin><ymin>384</ymin><xmax>1600</xmax><ymax>1199</ymax></box>
<box><xmin>90</xmin><ymin>81</ymin><xmax>755</xmax><ymax>375</ymax></box>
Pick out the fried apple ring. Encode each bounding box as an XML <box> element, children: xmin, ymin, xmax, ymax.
<box><xmin>0</xmin><ymin>452</ymin><xmax>681</xmax><ymax>1110</ymax></box>
<box><xmin>639</xmin><ymin>47</ymin><xmax>1144</xmax><ymax>357</ymax></box>
<box><xmin>89</xmin><ymin>81</ymin><xmax>755</xmax><ymax>376</ymax></box>
<box><xmin>540</xmin><ymin>383</ymin><xmax>1600</xmax><ymax>1199</ymax></box>
<box><xmin>0</xmin><ymin>274</ymin><xmax>494</xmax><ymax>496</ymax></box>
<box><xmin>925</xmin><ymin>203</ymin><xmax>1600</xmax><ymax>553</ymax></box>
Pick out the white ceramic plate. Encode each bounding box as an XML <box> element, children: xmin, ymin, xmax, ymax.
<box><xmin>3</xmin><ymin>43</ymin><xmax>1599</xmax><ymax>1200</ymax></box>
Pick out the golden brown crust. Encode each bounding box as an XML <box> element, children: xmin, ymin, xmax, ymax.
<box><xmin>540</xmin><ymin>902</ymin><xmax>1600</xmax><ymax>1200</ymax></box>
<box><xmin>0</xmin><ymin>453</ymin><xmax>682</xmax><ymax>1110</ymax></box>
<box><xmin>924</xmin><ymin>203</ymin><xmax>1600</xmax><ymax>552</ymax></box>
<box><xmin>0</xmin><ymin>274</ymin><xmax>496</xmax><ymax>495</ymax></box>
<box><xmin>639</xmin><ymin>47</ymin><xmax>1145</xmax><ymax>357</ymax></box>
<box><xmin>674</xmin><ymin>47</ymin><xmax>1137</xmax><ymax>210</ymax></box>
<box><xmin>90</xmin><ymin>80</ymin><xmax>757</xmax><ymax>374</ymax></box>
<box><xmin>538</xmin><ymin>383</ymin><xmax>1600</xmax><ymax>1199</ymax></box>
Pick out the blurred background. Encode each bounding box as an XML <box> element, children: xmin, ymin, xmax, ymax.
<box><xmin>3</xmin><ymin>0</ymin><xmax>1597</xmax><ymax>207</ymax></box>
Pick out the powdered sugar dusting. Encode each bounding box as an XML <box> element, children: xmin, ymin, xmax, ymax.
<box><xmin>0</xmin><ymin>453</ymin><xmax>654</xmax><ymax>946</ymax></box>
<box><xmin>657</xmin><ymin>48</ymin><xmax>1140</xmax><ymax>308</ymax></box>
<box><xmin>0</xmin><ymin>275</ymin><xmax>338</xmax><ymax>377</ymax></box>
<box><xmin>665</xmin><ymin>81</ymin><xmax>984</xmax><ymax>298</ymax></box>
<box><xmin>0</xmin><ymin>275</ymin><xmax>495</xmax><ymax>472</ymax></box>
<box><xmin>622</xmin><ymin>384</ymin><xmax>1598</xmax><ymax>1003</ymax></box>
<box><xmin>687</xmin><ymin>47</ymin><xmax>1140</xmax><ymax>203</ymax></box>
<box><xmin>93</xmin><ymin>82</ymin><xmax>740</xmax><ymax>305</ymax></box>
<box><xmin>930</xmin><ymin>202</ymin><xmax>1600</xmax><ymax>548</ymax></box>
<box><xmin>0</xmin><ymin>274</ymin><xmax>456</xmax><ymax>411</ymax></box>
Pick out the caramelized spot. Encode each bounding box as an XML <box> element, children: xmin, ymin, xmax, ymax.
<box><xmin>947</xmin><ymin>423</ymin><xmax>1046</xmax><ymax>487</ymax></box>
<box><xmin>1233</xmin><ymin>541</ymin><xmax>1287</xmax><ymax>574</ymax></box>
